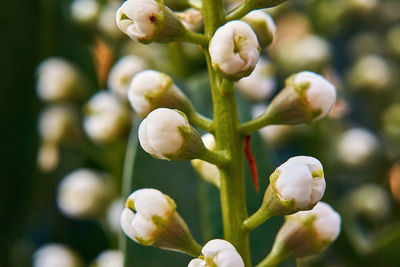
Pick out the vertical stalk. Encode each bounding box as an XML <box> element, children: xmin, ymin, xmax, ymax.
<box><xmin>203</xmin><ymin>1</ymin><xmax>251</xmax><ymax>265</ymax></box>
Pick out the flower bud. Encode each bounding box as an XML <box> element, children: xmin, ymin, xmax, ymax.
<box><xmin>336</xmin><ymin>127</ymin><xmax>379</xmax><ymax>167</ymax></box>
<box><xmin>188</xmin><ymin>239</ymin><xmax>244</xmax><ymax>267</ymax></box>
<box><xmin>191</xmin><ymin>134</ymin><xmax>220</xmax><ymax>187</ymax></box>
<box><xmin>275</xmin><ymin>35</ymin><xmax>331</xmax><ymax>74</ymax></box>
<box><xmin>264</xmin><ymin>71</ymin><xmax>336</xmax><ymax>124</ymax></box>
<box><xmin>37</xmin><ymin>142</ymin><xmax>59</xmax><ymax>172</ymax></box>
<box><xmin>108</xmin><ymin>55</ymin><xmax>147</xmax><ymax>98</ymax></box>
<box><xmin>84</xmin><ymin>92</ymin><xmax>132</xmax><ymax>143</ymax></box>
<box><xmin>265</xmin><ymin>202</ymin><xmax>340</xmax><ymax>264</ymax></box>
<box><xmin>107</xmin><ymin>199</ymin><xmax>124</xmax><ymax>233</ymax></box>
<box><xmin>209</xmin><ymin>20</ymin><xmax>260</xmax><ymax>80</ymax></box>
<box><xmin>128</xmin><ymin>70</ymin><xmax>192</xmax><ymax>117</ymax></box>
<box><xmin>241</xmin><ymin>10</ymin><xmax>276</xmax><ymax>48</ymax></box>
<box><xmin>33</xmin><ymin>243</ymin><xmax>84</xmax><ymax>267</ymax></box>
<box><xmin>98</xmin><ymin>3</ymin><xmax>124</xmax><ymax>40</ymax></box>
<box><xmin>116</xmin><ymin>0</ymin><xmax>186</xmax><ymax>44</ymax></box>
<box><xmin>90</xmin><ymin>250</ymin><xmax>123</xmax><ymax>267</ymax></box>
<box><xmin>350</xmin><ymin>184</ymin><xmax>391</xmax><ymax>222</ymax></box>
<box><xmin>36</xmin><ymin>57</ymin><xmax>88</xmax><ymax>102</ymax></box>
<box><xmin>176</xmin><ymin>8</ymin><xmax>203</xmax><ymax>32</ymax></box>
<box><xmin>138</xmin><ymin>108</ymin><xmax>206</xmax><ymax>160</ymax></box>
<box><xmin>348</xmin><ymin>55</ymin><xmax>392</xmax><ymax>92</ymax></box>
<box><xmin>237</xmin><ymin>58</ymin><xmax>276</xmax><ymax>102</ymax></box>
<box><xmin>70</xmin><ymin>0</ymin><xmax>100</xmax><ymax>25</ymax></box>
<box><xmin>38</xmin><ymin>105</ymin><xmax>81</xmax><ymax>144</ymax></box>
<box><xmin>57</xmin><ymin>169</ymin><xmax>113</xmax><ymax>219</ymax></box>
<box><xmin>245</xmin><ymin>156</ymin><xmax>325</xmax><ymax>230</ymax></box>
<box><xmin>121</xmin><ymin>188</ymin><xmax>201</xmax><ymax>255</ymax></box>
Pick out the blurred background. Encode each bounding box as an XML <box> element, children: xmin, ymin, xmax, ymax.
<box><xmin>2</xmin><ymin>0</ymin><xmax>400</xmax><ymax>266</ymax></box>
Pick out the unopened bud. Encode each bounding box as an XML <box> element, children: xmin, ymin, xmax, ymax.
<box><xmin>138</xmin><ymin>108</ymin><xmax>206</xmax><ymax>160</ymax></box>
<box><xmin>262</xmin><ymin>202</ymin><xmax>340</xmax><ymax>266</ymax></box>
<box><xmin>108</xmin><ymin>55</ymin><xmax>147</xmax><ymax>98</ymax></box>
<box><xmin>90</xmin><ymin>250</ymin><xmax>123</xmax><ymax>267</ymax></box>
<box><xmin>245</xmin><ymin>156</ymin><xmax>325</xmax><ymax>230</ymax></box>
<box><xmin>264</xmin><ymin>71</ymin><xmax>336</xmax><ymax>124</ymax></box>
<box><xmin>188</xmin><ymin>239</ymin><xmax>244</xmax><ymax>267</ymax></box>
<box><xmin>209</xmin><ymin>20</ymin><xmax>260</xmax><ymax>80</ymax></box>
<box><xmin>70</xmin><ymin>0</ymin><xmax>100</xmax><ymax>25</ymax></box>
<box><xmin>128</xmin><ymin>70</ymin><xmax>192</xmax><ymax>117</ymax></box>
<box><xmin>237</xmin><ymin>57</ymin><xmax>276</xmax><ymax>102</ymax></box>
<box><xmin>33</xmin><ymin>243</ymin><xmax>84</xmax><ymax>267</ymax></box>
<box><xmin>176</xmin><ymin>8</ymin><xmax>203</xmax><ymax>32</ymax></box>
<box><xmin>36</xmin><ymin>57</ymin><xmax>89</xmax><ymax>102</ymax></box>
<box><xmin>121</xmin><ymin>188</ymin><xmax>201</xmax><ymax>255</ymax></box>
<box><xmin>116</xmin><ymin>0</ymin><xmax>186</xmax><ymax>44</ymax></box>
<box><xmin>336</xmin><ymin>127</ymin><xmax>379</xmax><ymax>167</ymax></box>
<box><xmin>191</xmin><ymin>134</ymin><xmax>220</xmax><ymax>187</ymax></box>
<box><xmin>98</xmin><ymin>3</ymin><xmax>124</xmax><ymax>40</ymax></box>
<box><xmin>84</xmin><ymin>92</ymin><xmax>132</xmax><ymax>143</ymax></box>
<box><xmin>57</xmin><ymin>169</ymin><xmax>113</xmax><ymax>219</ymax></box>
<box><xmin>242</xmin><ymin>10</ymin><xmax>276</xmax><ymax>48</ymax></box>
<box><xmin>37</xmin><ymin>142</ymin><xmax>59</xmax><ymax>172</ymax></box>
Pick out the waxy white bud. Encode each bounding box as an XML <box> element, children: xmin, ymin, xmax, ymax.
<box><xmin>276</xmin><ymin>35</ymin><xmax>331</xmax><ymax>74</ymax></box>
<box><xmin>348</xmin><ymin>55</ymin><xmax>391</xmax><ymax>92</ymax></box>
<box><xmin>336</xmin><ymin>127</ymin><xmax>379</xmax><ymax>167</ymax></box>
<box><xmin>36</xmin><ymin>57</ymin><xmax>88</xmax><ymax>102</ymax></box>
<box><xmin>237</xmin><ymin>58</ymin><xmax>276</xmax><ymax>102</ymax></box>
<box><xmin>98</xmin><ymin>3</ymin><xmax>124</xmax><ymax>40</ymax></box>
<box><xmin>242</xmin><ymin>10</ymin><xmax>276</xmax><ymax>48</ymax></box>
<box><xmin>121</xmin><ymin>188</ymin><xmax>201</xmax><ymax>254</ymax></box>
<box><xmin>84</xmin><ymin>92</ymin><xmax>132</xmax><ymax>143</ymax></box>
<box><xmin>116</xmin><ymin>0</ymin><xmax>186</xmax><ymax>44</ymax></box>
<box><xmin>90</xmin><ymin>250</ymin><xmax>123</xmax><ymax>267</ymax></box>
<box><xmin>176</xmin><ymin>8</ymin><xmax>203</xmax><ymax>32</ymax></box>
<box><xmin>139</xmin><ymin>108</ymin><xmax>205</xmax><ymax>160</ymax></box>
<box><xmin>265</xmin><ymin>71</ymin><xmax>336</xmax><ymax>124</ymax></box>
<box><xmin>188</xmin><ymin>239</ymin><xmax>244</xmax><ymax>267</ymax></box>
<box><xmin>264</xmin><ymin>202</ymin><xmax>340</xmax><ymax>265</ymax></box>
<box><xmin>128</xmin><ymin>70</ymin><xmax>192</xmax><ymax>117</ymax></box>
<box><xmin>57</xmin><ymin>169</ymin><xmax>113</xmax><ymax>219</ymax></box>
<box><xmin>33</xmin><ymin>244</ymin><xmax>84</xmax><ymax>267</ymax></box>
<box><xmin>209</xmin><ymin>20</ymin><xmax>260</xmax><ymax>80</ymax></box>
<box><xmin>70</xmin><ymin>0</ymin><xmax>100</xmax><ymax>25</ymax></box>
<box><xmin>38</xmin><ymin>105</ymin><xmax>80</xmax><ymax>144</ymax></box>
<box><xmin>108</xmin><ymin>55</ymin><xmax>147</xmax><ymax>98</ymax></box>
<box><xmin>191</xmin><ymin>134</ymin><xmax>220</xmax><ymax>187</ymax></box>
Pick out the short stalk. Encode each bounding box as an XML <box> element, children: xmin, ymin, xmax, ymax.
<box><xmin>243</xmin><ymin>205</ymin><xmax>273</xmax><ymax>232</ymax></box>
<box><xmin>239</xmin><ymin>108</ymin><xmax>276</xmax><ymax>135</ymax></box>
<box><xmin>226</xmin><ymin>0</ymin><xmax>252</xmax><ymax>21</ymax></box>
<box><xmin>199</xmin><ymin>148</ymin><xmax>229</xmax><ymax>166</ymax></box>
<box><xmin>187</xmin><ymin>111</ymin><xmax>214</xmax><ymax>133</ymax></box>
<box><xmin>256</xmin><ymin>249</ymin><xmax>287</xmax><ymax>267</ymax></box>
<box><xmin>181</xmin><ymin>30</ymin><xmax>209</xmax><ymax>48</ymax></box>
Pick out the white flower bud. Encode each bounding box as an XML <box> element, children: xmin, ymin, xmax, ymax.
<box><xmin>191</xmin><ymin>134</ymin><xmax>220</xmax><ymax>187</ymax></box>
<box><xmin>37</xmin><ymin>142</ymin><xmax>59</xmax><ymax>172</ymax></box>
<box><xmin>276</xmin><ymin>35</ymin><xmax>331</xmax><ymax>74</ymax></box>
<box><xmin>38</xmin><ymin>105</ymin><xmax>80</xmax><ymax>144</ymax></box>
<box><xmin>350</xmin><ymin>184</ymin><xmax>391</xmax><ymax>222</ymax></box>
<box><xmin>70</xmin><ymin>0</ymin><xmax>100</xmax><ymax>25</ymax></box>
<box><xmin>348</xmin><ymin>55</ymin><xmax>391</xmax><ymax>92</ymax></box>
<box><xmin>336</xmin><ymin>127</ymin><xmax>379</xmax><ymax>167</ymax></box>
<box><xmin>91</xmin><ymin>250</ymin><xmax>123</xmax><ymax>267</ymax></box>
<box><xmin>108</xmin><ymin>55</ymin><xmax>147</xmax><ymax>98</ymax></box>
<box><xmin>57</xmin><ymin>169</ymin><xmax>113</xmax><ymax>218</ymax></box>
<box><xmin>106</xmin><ymin>199</ymin><xmax>124</xmax><ymax>233</ymax></box>
<box><xmin>265</xmin><ymin>71</ymin><xmax>336</xmax><ymax>124</ymax></box>
<box><xmin>98</xmin><ymin>3</ymin><xmax>124</xmax><ymax>40</ymax></box>
<box><xmin>176</xmin><ymin>8</ymin><xmax>203</xmax><ymax>32</ymax></box>
<box><xmin>188</xmin><ymin>239</ymin><xmax>244</xmax><ymax>267</ymax></box>
<box><xmin>265</xmin><ymin>202</ymin><xmax>340</xmax><ymax>264</ymax></box>
<box><xmin>128</xmin><ymin>70</ymin><xmax>192</xmax><ymax>117</ymax></box>
<box><xmin>237</xmin><ymin>58</ymin><xmax>276</xmax><ymax>102</ymax></box>
<box><xmin>84</xmin><ymin>92</ymin><xmax>132</xmax><ymax>143</ymax></box>
<box><xmin>209</xmin><ymin>20</ymin><xmax>260</xmax><ymax>80</ymax></box>
<box><xmin>36</xmin><ymin>57</ymin><xmax>88</xmax><ymax>102</ymax></box>
<box><xmin>33</xmin><ymin>243</ymin><xmax>84</xmax><ymax>267</ymax></box>
<box><xmin>121</xmin><ymin>188</ymin><xmax>201</xmax><ymax>254</ymax></box>
<box><xmin>116</xmin><ymin>0</ymin><xmax>185</xmax><ymax>44</ymax></box>
<box><xmin>242</xmin><ymin>10</ymin><xmax>276</xmax><ymax>48</ymax></box>
<box><xmin>138</xmin><ymin>108</ymin><xmax>205</xmax><ymax>160</ymax></box>
<box><xmin>275</xmin><ymin>156</ymin><xmax>325</xmax><ymax>209</ymax></box>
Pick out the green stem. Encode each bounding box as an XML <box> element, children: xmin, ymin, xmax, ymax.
<box><xmin>226</xmin><ymin>0</ymin><xmax>252</xmax><ymax>21</ymax></box>
<box><xmin>239</xmin><ymin>108</ymin><xmax>276</xmax><ymax>135</ymax></box>
<box><xmin>199</xmin><ymin>148</ymin><xmax>229</xmax><ymax>166</ymax></box>
<box><xmin>206</xmin><ymin>51</ymin><xmax>251</xmax><ymax>266</ymax></box>
<box><xmin>181</xmin><ymin>30</ymin><xmax>209</xmax><ymax>48</ymax></box>
<box><xmin>243</xmin><ymin>204</ymin><xmax>272</xmax><ymax>232</ymax></box>
<box><xmin>202</xmin><ymin>0</ymin><xmax>225</xmax><ymax>37</ymax></box>
<box><xmin>187</xmin><ymin>110</ymin><xmax>214</xmax><ymax>132</ymax></box>
<box><xmin>256</xmin><ymin>250</ymin><xmax>286</xmax><ymax>267</ymax></box>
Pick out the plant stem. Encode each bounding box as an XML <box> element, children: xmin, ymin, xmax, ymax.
<box><xmin>188</xmin><ymin>111</ymin><xmax>214</xmax><ymax>132</ymax></box>
<box><xmin>181</xmin><ymin>30</ymin><xmax>209</xmax><ymax>48</ymax></box>
<box><xmin>239</xmin><ymin>108</ymin><xmax>275</xmax><ymax>135</ymax></box>
<box><xmin>243</xmin><ymin>204</ymin><xmax>272</xmax><ymax>232</ymax></box>
<box><xmin>255</xmin><ymin>250</ymin><xmax>285</xmax><ymax>267</ymax></box>
<box><xmin>226</xmin><ymin>0</ymin><xmax>252</xmax><ymax>21</ymax></box>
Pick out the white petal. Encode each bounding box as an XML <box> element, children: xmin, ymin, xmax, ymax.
<box><xmin>187</xmin><ymin>259</ymin><xmax>206</xmax><ymax>267</ymax></box>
